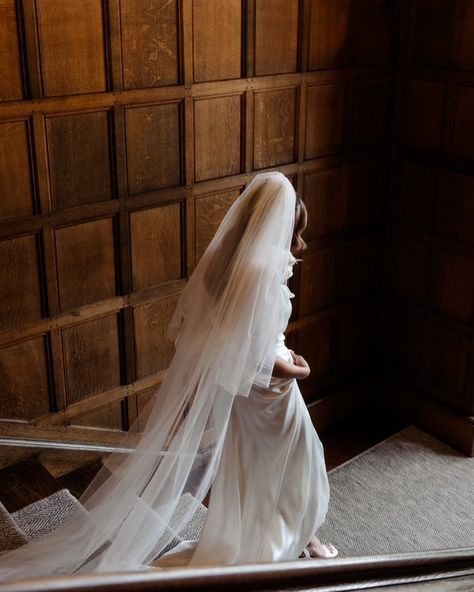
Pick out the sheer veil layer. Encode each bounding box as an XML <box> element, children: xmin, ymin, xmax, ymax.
<box><xmin>0</xmin><ymin>171</ymin><xmax>297</xmax><ymax>580</ymax></box>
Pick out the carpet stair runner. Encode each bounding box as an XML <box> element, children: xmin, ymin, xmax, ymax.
<box><xmin>0</xmin><ymin>486</ymin><xmax>208</xmax><ymax>560</ymax></box>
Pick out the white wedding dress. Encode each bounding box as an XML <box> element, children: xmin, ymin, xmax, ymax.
<box><xmin>154</xmin><ymin>253</ymin><xmax>330</xmax><ymax>567</ymax></box>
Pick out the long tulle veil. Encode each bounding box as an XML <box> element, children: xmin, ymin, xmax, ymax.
<box><xmin>0</xmin><ymin>171</ymin><xmax>296</xmax><ymax>580</ymax></box>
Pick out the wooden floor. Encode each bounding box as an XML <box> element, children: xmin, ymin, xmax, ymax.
<box><xmin>0</xmin><ymin>403</ymin><xmax>410</xmax><ymax>512</ymax></box>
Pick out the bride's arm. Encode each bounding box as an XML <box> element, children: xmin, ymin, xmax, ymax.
<box><xmin>272</xmin><ymin>353</ymin><xmax>310</xmax><ymax>380</ymax></box>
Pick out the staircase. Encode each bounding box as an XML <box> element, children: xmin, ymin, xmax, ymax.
<box><xmin>1</xmin><ymin>407</ymin><xmax>473</xmax><ymax>591</ymax></box>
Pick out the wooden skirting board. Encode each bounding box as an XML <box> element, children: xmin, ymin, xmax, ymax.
<box><xmin>380</xmin><ymin>380</ymin><xmax>474</xmax><ymax>457</ymax></box>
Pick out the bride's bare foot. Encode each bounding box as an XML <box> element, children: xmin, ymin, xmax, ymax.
<box><xmin>300</xmin><ymin>536</ymin><xmax>338</xmax><ymax>559</ymax></box>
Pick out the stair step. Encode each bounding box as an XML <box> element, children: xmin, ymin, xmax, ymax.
<box><xmin>0</xmin><ymin>500</ymin><xmax>28</xmax><ymax>552</ymax></box>
<box><xmin>12</xmin><ymin>488</ymin><xmax>87</xmax><ymax>542</ymax></box>
<box><xmin>0</xmin><ymin>456</ymin><xmax>62</xmax><ymax>512</ymax></box>
<box><xmin>56</xmin><ymin>458</ymin><xmax>103</xmax><ymax>499</ymax></box>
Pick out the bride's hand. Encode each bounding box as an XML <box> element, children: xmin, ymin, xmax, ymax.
<box><xmin>289</xmin><ymin>351</ymin><xmax>311</xmax><ymax>379</ymax></box>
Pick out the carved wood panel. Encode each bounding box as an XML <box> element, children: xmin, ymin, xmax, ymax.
<box><xmin>0</xmin><ymin>0</ymin><xmax>406</xmax><ymax>435</ymax></box>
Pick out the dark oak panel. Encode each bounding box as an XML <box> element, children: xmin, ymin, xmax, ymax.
<box><xmin>454</xmin><ymin>0</ymin><xmax>474</xmax><ymax>70</ymax></box>
<box><xmin>303</xmin><ymin>167</ymin><xmax>343</xmax><ymax>241</ymax></box>
<box><xmin>0</xmin><ymin>0</ymin><xmax>23</xmax><ymax>101</ymax></box>
<box><xmin>337</xmin><ymin>305</ymin><xmax>371</xmax><ymax>374</ymax></box>
<box><xmin>433</xmin><ymin>251</ymin><xmax>473</xmax><ymax>323</ymax></box>
<box><xmin>0</xmin><ymin>234</ymin><xmax>43</xmax><ymax>330</ymax></box>
<box><xmin>340</xmin><ymin>236</ymin><xmax>378</xmax><ymax>300</ymax></box>
<box><xmin>349</xmin><ymin>79</ymin><xmax>392</xmax><ymax>149</ymax></box>
<box><xmin>386</xmin><ymin>235</ymin><xmax>430</xmax><ymax>306</ymax></box>
<box><xmin>297</xmin><ymin>316</ymin><xmax>332</xmax><ymax>383</ymax></box>
<box><xmin>125</xmin><ymin>102</ymin><xmax>182</xmax><ymax>193</ymax></box>
<box><xmin>193</xmin><ymin>0</ymin><xmax>241</xmax><ymax>82</ymax></box>
<box><xmin>0</xmin><ymin>120</ymin><xmax>35</xmax><ymax>221</ymax></box>
<box><xmin>402</xmin><ymin>0</ymin><xmax>455</xmax><ymax>68</ymax></box>
<box><xmin>254</xmin><ymin>87</ymin><xmax>296</xmax><ymax>169</ymax></box>
<box><xmin>308</xmin><ymin>0</ymin><xmax>350</xmax><ymax>70</ymax></box>
<box><xmin>46</xmin><ymin>110</ymin><xmax>113</xmax><ymax>209</ymax></box>
<box><xmin>398</xmin><ymin>161</ymin><xmax>439</xmax><ymax>232</ymax></box>
<box><xmin>130</xmin><ymin>203</ymin><xmax>182</xmax><ymax>291</ymax></box>
<box><xmin>382</xmin><ymin>305</ymin><xmax>426</xmax><ymax>373</ymax></box>
<box><xmin>55</xmin><ymin>218</ymin><xmax>117</xmax><ymax>311</ymax></box>
<box><xmin>305</xmin><ymin>82</ymin><xmax>345</xmax><ymax>159</ymax></box>
<box><xmin>195</xmin><ymin>188</ymin><xmax>241</xmax><ymax>263</ymax></box>
<box><xmin>134</xmin><ymin>295</ymin><xmax>179</xmax><ymax>378</ymax></box>
<box><xmin>436</xmin><ymin>170</ymin><xmax>474</xmax><ymax>246</ymax></box>
<box><xmin>0</xmin><ymin>336</ymin><xmax>50</xmax><ymax>420</ymax></box>
<box><xmin>354</xmin><ymin>0</ymin><xmax>394</xmax><ymax>66</ymax></box>
<box><xmin>426</xmin><ymin>323</ymin><xmax>470</xmax><ymax>409</ymax></box>
<box><xmin>300</xmin><ymin>246</ymin><xmax>339</xmax><ymax>316</ymax></box>
<box><xmin>450</xmin><ymin>85</ymin><xmax>474</xmax><ymax>161</ymax></box>
<box><xmin>62</xmin><ymin>315</ymin><xmax>122</xmax><ymax>428</ymax></box>
<box><xmin>194</xmin><ymin>95</ymin><xmax>243</xmax><ymax>181</ymax></box>
<box><xmin>36</xmin><ymin>0</ymin><xmax>107</xmax><ymax>96</ymax></box>
<box><xmin>400</xmin><ymin>79</ymin><xmax>446</xmax><ymax>152</ymax></box>
<box><xmin>120</xmin><ymin>0</ymin><xmax>179</xmax><ymax>89</ymax></box>
<box><xmin>255</xmin><ymin>0</ymin><xmax>298</xmax><ymax>76</ymax></box>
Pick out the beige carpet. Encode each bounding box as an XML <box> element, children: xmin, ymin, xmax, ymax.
<box><xmin>317</xmin><ymin>425</ymin><xmax>474</xmax><ymax>557</ymax></box>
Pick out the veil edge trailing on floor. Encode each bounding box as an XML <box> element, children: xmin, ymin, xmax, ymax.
<box><xmin>0</xmin><ymin>171</ymin><xmax>297</xmax><ymax>580</ymax></box>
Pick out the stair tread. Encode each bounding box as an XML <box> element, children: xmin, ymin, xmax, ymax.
<box><xmin>0</xmin><ymin>456</ymin><xmax>62</xmax><ymax>512</ymax></box>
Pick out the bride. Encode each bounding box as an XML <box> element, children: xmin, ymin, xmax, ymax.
<box><xmin>0</xmin><ymin>171</ymin><xmax>337</xmax><ymax>580</ymax></box>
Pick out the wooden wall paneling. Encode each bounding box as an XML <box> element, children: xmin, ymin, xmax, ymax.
<box><xmin>45</xmin><ymin>109</ymin><xmax>114</xmax><ymax>210</ymax></box>
<box><xmin>192</xmin><ymin>0</ymin><xmax>242</xmax><ymax>83</ymax></box>
<box><xmin>432</xmin><ymin>249</ymin><xmax>474</xmax><ymax>324</ymax></box>
<box><xmin>35</xmin><ymin>0</ymin><xmax>108</xmax><ymax>97</ymax></box>
<box><xmin>398</xmin><ymin>161</ymin><xmax>440</xmax><ymax>232</ymax></box>
<box><xmin>297</xmin><ymin>0</ymin><xmax>311</xmax><ymax>72</ymax></box>
<box><xmin>400</xmin><ymin>78</ymin><xmax>447</xmax><ymax>152</ymax></box>
<box><xmin>300</xmin><ymin>245</ymin><xmax>339</xmax><ymax>317</ymax></box>
<box><xmin>194</xmin><ymin>93</ymin><xmax>244</xmax><ymax>182</ymax></box>
<box><xmin>0</xmin><ymin>233</ymin><xmax>44</xmax><ymax>330</ymax></box>
<box><xmin>254</xmin><ymin>0</ymin><xmax>299</xmax><ymax>76</ymax></box>
<box><xmin>296</xmin><ymin>315</ymin><xmax>332</xmax><ymax>394</ymax></box>
<box><xmin>449</xmin><ymin>84</ymin><xmax>474</xmax><ymax>161</ymax></box>
<box><xmin>453</xmin><ymin>0</ymin><xmax>474</xmax><ymax>70</ymax></box>
<box><xmin>253</xmin><ymin>86</ymin><xmax>297</xmax><ymax>169</ymax></box>
<box><xmin>0</xmin><ymin>335</ymin><xmax>51</xmax><ymax>420</ymax></box>
<box><xmin>245</xmin><ymin>0</ymin><xmax>256</xmax><ymax>77</ymax></box>
<box><xmin>0</xmin><ymin>118</ymin><xmax>36</xmax><ymax>220</ymax></box>
<box><xmin>425</xmin><ymin>322</ymin><xmax>471</xmax><ymax>411</ymax></box>
<box><xmin>305</xmin><ymin>82</ymin><xmax>345</xmax><ymax>160</ymax></box>
<box><xmin>107</xmin><ymin>0</ymin><xmax>124</xmax><ymax>91</ymax></box>
<box><xmin>133</xmin><ymin>294</ymin><xmax>179</xmax><ymax>379</ymax></box>
<box><xmin>303</xmin><ymin>166</ymin><xmax>344</xmax><ymax>240</ymax></box>
<box><xmin>341</xmin><ymin>303</ymin><xmax>373</xmax><ymax>375</ymax></box>
<box><xmin>341</xmin><ymin>235</ymin><xmax>378</xmax><ymax>301</ymax></box>
<box><xmin>435</xmin><ymin>169</ymin><xmax>474</xmax><ymax>246</ymax></box>
<box><xmin>124</xmin><ymin>101</ymin><xmax>182</xmax><ymax>194</ymax></box>
<box><xmin>61</xmin><ymin>314</ymin><xmax>123</xmax><ymax>429</ymax></box>
<box><xmin>346</xmin><ymin>159</ymin><xmax>386</xmax><ymax>228</ymax></box>
<box><xmin>308</xmin><ymin>0</ymin><xmax>350</xmax><ymax>70</ymax></box>
<box><xmin>296</xmin><ymin>81</ymin><xmax>308</xmax><ymax>163</ymax></box>
<box><xmin>402</xmin><ymin>0</ymin><xmax>456</xmax><ymax>68</ymax></box>
<box><xmin>387</xmin><ymin>235</ymin><xmax>431</xmax><ymax>305</ymax></box>
<box><xmin>17</xmin><ymin>0</ymin><xmax>42</xmax><ymax>98</ymax></box>
<box><xmin>349</xmin><ymin>79</ymin><xmax>393</xmax><ymax>150</ymax></box>
<box><xmin>130</xmin><ymin>202</ymin><xmax>183</xmax><ymax>292</ymax></box>
<box><xmin>0</xmin><ymin>0</ymin><xmax>24</xmax><ymax>101</ymax></box>
<box><xmin>353</xmin><ymin>0</ymin><xmax>395</xmax><ymax>66</ymax></box>
<box><xmin>194</xmin><ymin>187</ymin><xmax>241</xmax><ymax>263</ymax></box>
<box><xmin>32</xmin><ymin>113</ymin><xmax>53</xmax><ymax>215</ymax></box>
<box><xmin>381</xmin><ymin>304</ymin><xmax>427</xmax><ymax>375</ymax></box>
<box><xmin>119</xmin><ymin>0</ymin><xmax>180</xmax><ymax>90</ymax></box>
<box><xmin>54</xmin><ymin>217</ymin><xmax>117</xmax><ymax>311</ymax></box>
